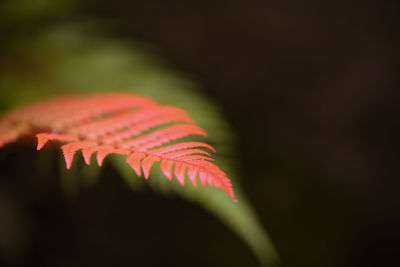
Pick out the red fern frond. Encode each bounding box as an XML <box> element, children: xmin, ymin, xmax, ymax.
<box><xmin>0</xmin><ymin>93</ymin><xmax>236</xmax><ymax>201</ymax></box>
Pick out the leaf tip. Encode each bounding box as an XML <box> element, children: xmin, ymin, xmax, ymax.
<box><xmin>96</xmin><ymin>150</ymin><xmax>109</xmax><ymax>166</ymax></box>
<box><xmin>126</xmin><ymin>152</ymin><xmax>146</xmax><ymax>177</ymax></box>
<box><xmin>142</xmin><ymin>156</ymin><xmax>160</xmax><ymax>179</ymax></box>
<box><xmin>36</xmin><ymin>133</ymin><xmax>49</xmax><ymax>150</ymax></box>
<box><xmin>81</xmin><ymin>148</ymin><xmax>95</xmax><ymax>165</ymax></box>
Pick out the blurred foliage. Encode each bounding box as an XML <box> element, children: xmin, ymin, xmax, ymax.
<box><xmin>0</xmin><ymin>0</ymin><xmax>76</xmax><ymax>22</ymax></box>
<box><xmin>0</xmin><ymin>2</ymin><xmax>279</xmax><ymax>266</ymax></box>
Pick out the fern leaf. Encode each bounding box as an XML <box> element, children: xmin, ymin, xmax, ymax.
<box><xmin>0</xmin><ymin>93</ymin><xmax>236</xmax><ymax>201</ymax></box>
<box><xmin>0</xmin><ymin>24</ymin><xmax>279</xmax><ymax>265</ymax></box>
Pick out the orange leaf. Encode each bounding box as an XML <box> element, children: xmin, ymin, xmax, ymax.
<box><xmin>0</xmin><ymin>93</ymin><xmax>236</xmax><ymax>201</ymax></box>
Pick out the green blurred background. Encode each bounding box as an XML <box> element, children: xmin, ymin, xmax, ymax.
<box><xmin>1</xmin><ymin>0</ymin><xmax>400</xmax><ymax>266</ymax></box>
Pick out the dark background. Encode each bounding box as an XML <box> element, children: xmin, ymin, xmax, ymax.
<box><xmin>1</xmin><ymin>0</ymin><xmax>400</xmax><ymax>266</ymax></box>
